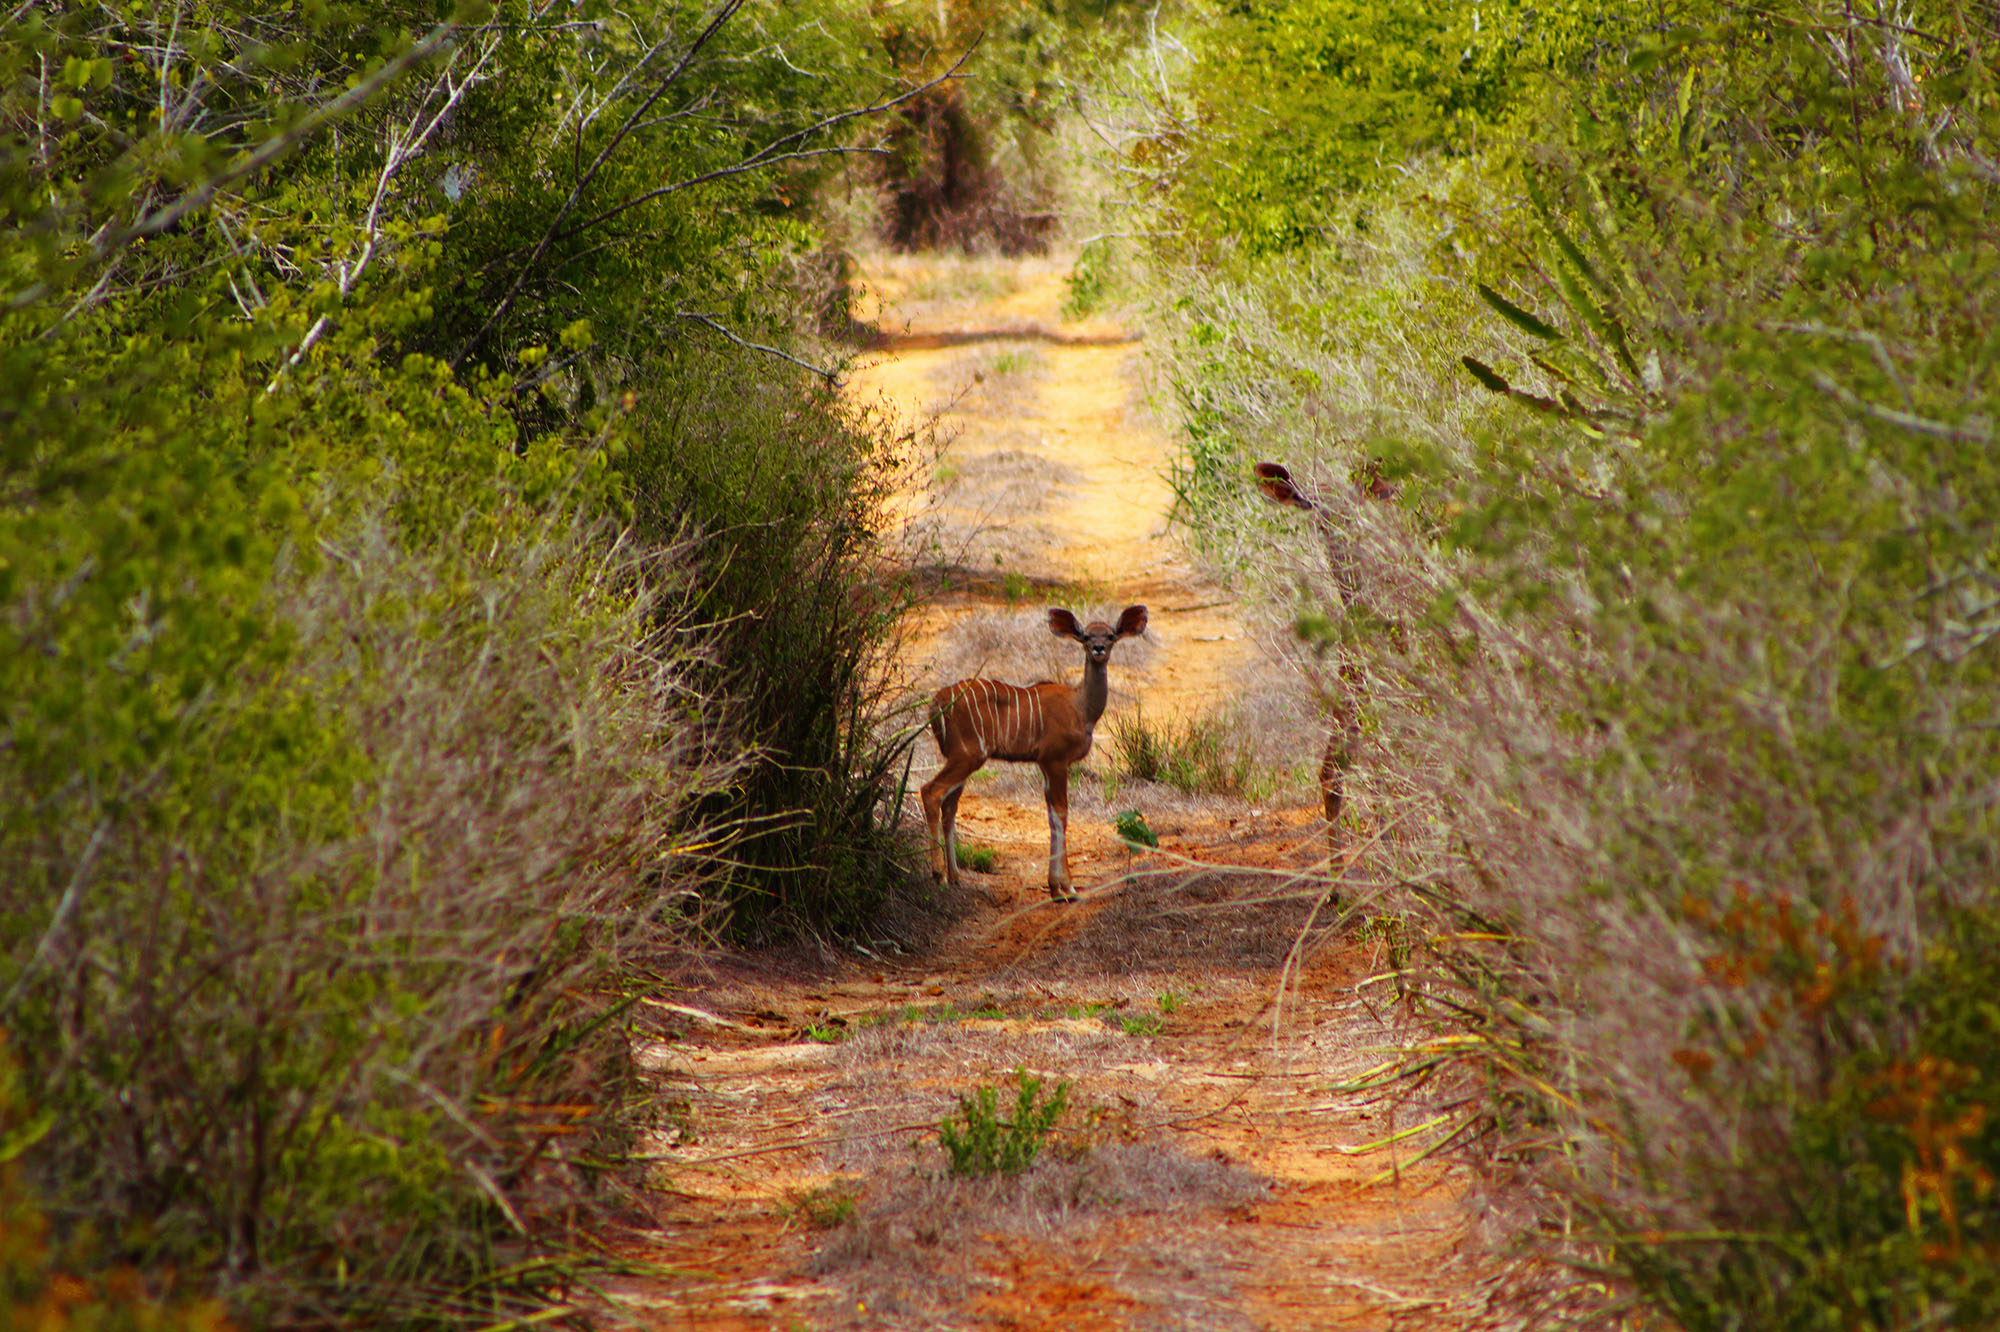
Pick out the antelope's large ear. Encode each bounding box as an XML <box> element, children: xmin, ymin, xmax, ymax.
<box><xmin>1114</xmin><ymin>605</ymin><xmax>1148</xmax><ymax>639</ymax></box>
<box><xmin>1254</xmin><ymin>461</ymin><xmax>1313</xmax><ymax>510</ymax></box>
<box><xmin>1048</xmin><ymin>608</ymin><xmax>1083</xmax><ymax>640</ymax></box>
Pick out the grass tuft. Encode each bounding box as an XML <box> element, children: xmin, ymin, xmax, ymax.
<box><xmin>1105</xmin><ymin>706</ymin><xmax>1269</xmax><ymax>798</ymax></box>
<box><xmin>954</xmin><ymin>843</ymin><xmax>999</xmax><ymax>873</ymax></box>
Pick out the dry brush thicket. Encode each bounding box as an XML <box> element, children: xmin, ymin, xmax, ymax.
<box><xmin>1123</xmin><ymin>1</ymin><xmax>2000</xmax><ymax>1324</ymax></box>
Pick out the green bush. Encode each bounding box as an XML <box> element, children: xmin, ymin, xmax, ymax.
<box><xmin>0</xmin><ymin>0</ymin><xmax>918</xmax><ymax>1323</ymax></box>
<box><xmin>622</xmin><ymin>342</ymin><xmax>916</xmax><ymax>934</ymax></box>
<box><xmin>1141</xmin><ymin>0</ymin><xmax>2000</xmax><ymax>1324</ymax></box>
<box><xmin>938</xmin><ymin>1069</ymin><xmax>1070</xmax><ymax>1177</ymax></box>
<box><xmin>955</xmin><ymin>843</ymin><xmax>1000</xmax><ymax>872</ymax></box>
<box><xmin>868</xmin><ymin>0</ymin><xmax>1150</xmax><ymax>252</ymax></box>
<box><xmin>1146</xmin><ymin>0</ymin><xmax>1546</xmax><ymax>258</ymax></box>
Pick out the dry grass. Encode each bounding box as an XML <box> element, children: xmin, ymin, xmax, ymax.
<box><xmin>934</xmin><ymin>343</ymin><xmax>1052</xmax><ymax>417</ymax></box>
<box><xmin>933</xmin><ymin>444</ymin><xmax>1078</xmax><ymax>522</ymax></box>
<box><xmin>1008</xmin><ymin>864</ymin><xmax>1323</xmax><ymax>981</ymax></box>
<box><xmin>863</xmin><ymin>252</ymin><xmax>1059</xmax><ymax>327</ymax></box>
<box><xmin>1141</xmin><ymin>85</ymin><xmax>2000</xmax><ymax>1318</ymax></box>
<box><xmin>812</xmin><ymin>1141</ymin><xmax>1267</xmax><ymax>1320</ymax></box>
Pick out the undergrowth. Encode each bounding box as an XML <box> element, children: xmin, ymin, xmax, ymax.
<box><xmin>1119</xmin><ymin>0</ymin><xmax>2000</xmax><ymax>1325</ymax></box>
<box><xmin>1104</xmin><ymin>705</ymin><xmax>1270</xmax><ymax>799</ymax></box>
<box><xmin>623</xmin><ymin>341</ymin><xmax>919</xmax><ymax>936</ymax></box>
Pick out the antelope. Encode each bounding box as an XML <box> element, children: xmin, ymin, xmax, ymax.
<box><xmin>922</xmin><ymin>605</ymin><xmax>1149</xmax><ymax>901</ymax></box>
<box><xmin>1254</xmin><ymin>460</ymin><xmax>1395</xmax><ymax>863</ymax></box>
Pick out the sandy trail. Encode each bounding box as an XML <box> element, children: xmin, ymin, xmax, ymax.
<box><xmin>594</xmin><ymin>255</ymin><xmax>1499</xmax><ymax>1331</ymax></box>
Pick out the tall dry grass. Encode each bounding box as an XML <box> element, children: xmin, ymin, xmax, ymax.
<box><xmin>2</xmin><ymin>499</ymin><xmax>731</xmax><ymax>1324</ymax></box>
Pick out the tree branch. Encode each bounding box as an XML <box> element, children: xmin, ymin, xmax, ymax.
<box><xmin>451</xmin><ymin>0</ymin><xmax>747</xmax><ymax>367</ymax></box>
<box><xmin>676</xmin><ymin>311</ymin><xmax>836</xmax><ymax>384</ymax></box>
<box><xmin>103</xmin><ymin>20</ymin><xmax>460</xmax><ymax>258</ymax></box>
<box><xmin>553</xmin><ymin>48</ymin><xmax>971</xmax><ymax>245</ymax></box>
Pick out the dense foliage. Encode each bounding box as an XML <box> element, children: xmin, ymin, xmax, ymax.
<box><xmin>0</xmin><ymin>0</ymin><xmax>921</xmax><ymax>1323</ymax></box>
<box><xmin>1132</xmin><ymin>0</ymin><xmax>2000</xmax><ymax>1325</ymax></box>
<box><xmin>869</xmin><ymin>0</ymin><xmax>1150</xmax><ymax>251</ymax></box>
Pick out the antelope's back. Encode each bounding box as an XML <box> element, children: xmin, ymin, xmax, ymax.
<box><xmin>935</xmin><ymin>677</ymin><xmax>1058</xmax><ymax>761</ymax></box>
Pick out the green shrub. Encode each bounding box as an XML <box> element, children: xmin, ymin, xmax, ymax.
<box><xmin>1142</xmin><ymin>0</ymin><xmax>2000</xmax><ymax>1324</ymax></box>
<box><xmin>0</xmin><ymin>0</ymin><xmax>916</xmax><ymax>1323</ymax></box>
<box><xmin>621</xmin><ymin>342</ymin><xmax>916</xmax><ymax>934</ymax></box>
<box><xmin>938</xmin><ymin>1069</ymin><xmax>1070</xmax><ymax>1177</ymax></box>
<box><xmin>955</xmin><ymin>843</ymin><xmax>1000</xmax><ymax>872</ymax></box>
<box><xmin>785</xmin><ymin>1181</ymin><xmax>862</xmax><ymax>1230</ymax></box>
<box><xmin>868</xmin><ymin>0</ymin><xmax>1149</xmax><ymax>252</ymax></box>
<box><xmin>1147</xmin><ymin>0</ymin><xmax>1556</xmax><ymax>259</ymax></box>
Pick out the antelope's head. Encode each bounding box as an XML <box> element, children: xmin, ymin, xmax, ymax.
<box><xmin>1049</xmin><ymin>605</ymin><xmax>1148</xmax><ymax>664</ymax></box>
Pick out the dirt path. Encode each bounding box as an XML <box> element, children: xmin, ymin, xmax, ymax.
<box><xmin>595</xmin><ymin>256</ymin><xmax>1498</xmax><ymax>1331</ymax></box>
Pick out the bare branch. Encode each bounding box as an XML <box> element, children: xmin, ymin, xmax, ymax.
<box><xmin>543</xmin><ymin>50</ymin><xmax>970</xmax><ymax>248</ymax></box>
<box><xmin>1812</xmin><ymin>371</ymin><xmax>1992</xmax><ymax>443</ymax></box>
<box><xmin>452</xmin><ymin>0</ymin><xmax>747</xmax><ymax>366</ymax></box>
<box><xmin>676</xmin><ymin>311</ymin><xmax>837</xmax><ymax>384</ymax></box>
<box><xmin>104</xmin><ymin>20</ymin><xmax>460</xmax><ymax>257</ymax></box>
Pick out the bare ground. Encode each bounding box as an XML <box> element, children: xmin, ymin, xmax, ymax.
<box><xmin>590</xmin><ymin>255</ymin><xmax>1509</xmax><ymax>1331</ymax></box>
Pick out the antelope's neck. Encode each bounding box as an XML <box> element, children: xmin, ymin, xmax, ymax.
<box><xmin>1078</xmin><ymin>658</ymin><xmax>1110</xmax><ymax>728</ymax></box>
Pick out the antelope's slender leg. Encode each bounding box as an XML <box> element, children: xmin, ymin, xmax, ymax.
<box><xmin>940</xmin><ymin>784</ymin><xmax>965</xmax><ymax>880</ymax></box>
<box><xmin>923</xmin><ymin>757</ymin><xmax>981</xmax><ymax>886</ymax></box>
<box><xmin>1041</xmin><ymin>761</ymin><xmax>1074</xmax><ymax>900</ymax></box>
<box><xmin>920</xmin><ymin>776</ymin><xmax>949</xmax><ymax>883</ymax></box>
<box><xmin>1319</xmin><ymin>684</ymin><xmax>1360</xmax><ymax>900</ymax></box>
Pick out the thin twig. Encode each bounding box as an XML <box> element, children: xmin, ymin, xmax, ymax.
<box><xmin>452</xmin><ymin>0</ymin><xmax>746</xmax><ymax>363</ymax></box>
<box><xmin>0</xmin><ymin>821</ymin><xmax>111</xmax><ymax>1018</ymax></box>
<box><xmin>104</xmin><ymin>22</ymin><xmax>459</xmax><ymax>257</ymax></box>
<box><xmin>676</xmin><ymin>311</ymin><xmax>836</xmax><ymax>383</ymax></box>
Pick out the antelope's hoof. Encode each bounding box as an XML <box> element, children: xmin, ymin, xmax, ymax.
<box><xmin>1049</xmin><ymin>885</ymin><xmax>1080</xmax><ymax>903</ymax></box>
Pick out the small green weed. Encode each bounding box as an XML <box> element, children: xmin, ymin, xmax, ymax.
<box><xmin>938</xmin><ymin>1068</ymin><xmax>1070</xmax><ymax>1177</ymax></box>
<box><xmin>1157</xmin><ymin>989</ymin><xmax>1185</xmax><ymax>1015</ymax></box>
<box><xmin>862</xmin><ymin>1000</ymin><xmax>1008</xmax><ymax>1028</ymax></box>
<box><xmin>1001</xmin><ymin>571</ymin><xmax>1032</xmax><ymax>605</ymax></box>
<box><xmin>802</xmin><ymin>1023</ymin><xmax>846</xmax><ymax>1045</ymax></box>
<box><xmin>989</xmin><ymin>347</ymin><xmax>1037</xmax><ymax>376</ymax></box>
<box><xmin>1118</xmin><ymin>1013</ymin><xmax>1164</xmax><ymax>1036</ymax></box>
<box><xmin>954</xmin><ymin>842</ymin><xmax>999</xmax><ymax>872</ymax></box>
<box><xmin>1062</xmin><ymin>1000</ymin><xmax>1115</xmax><ymax>1020</ymax></box>
<box><xmin>1113</xmin><ymin>809</ymin><xmax>1158</xmax><ymax>849</ymax></box>
<box><xmin>1361</xmin><ymin>914</ymin><xmax>1413</xmax><ymax>971</ymax></box>
<box><xmin>1053</xmin><ymin>575</ymin><xmax>1113</xmax><ymax>606</ymax></box>
<box><xmin>784</xmin><ymin>1181</ymin><xmax>860</xmax><ymax>1229</ymax></box>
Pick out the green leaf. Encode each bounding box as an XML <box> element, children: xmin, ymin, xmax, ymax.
<box><xmin>0</xmin><ymin>1108</ymin><xmax>55</xmax><ymax>1163</ymax></box>
<box><xmin>1478</xmin><ymin>283</ymin><xmax>1565</xmax><ymax>341</ymax></box>
<box><xmin>1550</xmin><ymin>225</ymin><xmax>1612</xmax><ymax>301</ymax></box>
<box><xmin>1461</xmin><ymin>355</ymin><xmax>1512</xmax><ymax>393</ymax></box>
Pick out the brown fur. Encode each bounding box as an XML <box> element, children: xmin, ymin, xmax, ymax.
<box><xmin>923</xmin><ymin>606</ymin><xmax>1147</xmax><ymax>900</ymax></box>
